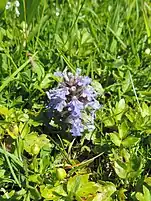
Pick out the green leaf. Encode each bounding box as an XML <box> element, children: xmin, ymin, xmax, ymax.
<box><xmin>92</xmin><ymin>80</ymin><xmax>104</xmax><ymax>95</ymax></box>
<box><xmin>122</xmin><ymin>71</ymin><xmax>131</xmax><ymax>93</ymax></box>
<box><xmin>29</xmin><ymin>186</ymin><xmax>41</xmax><ymax>200</ymax></box>
<box><xmin>94</xmin><ymin>181</ymin><xmax>116</xmax><ymax>201</ymax></box>
<box><xmin>103</xmin><ymin>117</ymin><xmax>115</xmax><ymax>127</ymax></box>
<box><xmin>32</xmin><ymin>63</ymin><xmax>45</xmax><ymax>81</ymax></box>
<box><xmin>136</xmin><ymin>186</ymin><xmax>151</xmax><ymax>201</ymax></box>
<box><xmin>67</xmin><ymin>174</ymin><xmax>99</xmax><ymax>200</ymax></box>
<box><xmin>118</xmin><ymin>122</ymin><xmax>128</xmax><ymax>140</ymax></box>
<box><xmin>0</xmin><ymin>0</ymin><xmax>7</xmax><ymax>11</ymax></box>
<box><xmin>19</xmin><ymin>0</ymin><xmax>42</xmax><ymax>24</ymax></box>
<box><xmin>67</xmin><ymin>174</ymin><xmax>88</xmax><ymax>196</ymax></box>
<box><xmin>98</xmin><ymin>181</ymin><xmax>116</xmax><ymax>196</ymax></box>
<box><xmin>141</xmin><ymin>102</ymin><xmax>150</xmax><ymax>118</ymax></box>
<box><xmin>122</xmin><ymin>136</ymin><xmax>140</xmax><ymax>147</ymax></box>
<box><xmin>24</xmin><ymin>132</ymin><xmax>49</xmax><ymax>155</ymax></box>
<box><xmin>40</xmin><ymin>73</ymin><xmax>52</xmax><ymax>89</ymax></box>
<box><xmin>18</xmin><ymin>113</ymin><xmax>29</xmax><ymax>122</ymax></box>
<box><xmin>2</xmin><ymin>190</ymin><xmax>16</xmax><ymax>199</ymax></box>
<box><xmin>110</xmin><ymin>133</ymin><xmax>121</xmax><ymax>147</ymax></box>
<box><xmin>40</xmin><ymin>184</ymin><xmax>67</xmax><ymax>200</ymax></box>
<box><xmin>114</xmin><ymin>160</ymin><xmax>127</xmax><ymax>179</ymax></box>
<box><xmin>117</xmin><ymin>188</ymin><xmax>127</xmax><ymax>201</ymax></box>
<box><xmin>28</xmin><ymin>174</ymin><xmax>43</xmax><ymax>184</ymax></box>
<box><xmin>127</xmin><ymin>155</ymin><xmax>143</xmax><ymax>179</ymax></box>
<box><xmin>0</xmin><ymin>27</ymin><xmax>5</xmax><ymax>41</ymax></box>
<box><xmin>76</xmin><ymin>182</ymin><xmax>98</xmax><ymax>198</ymax></box>
<box><xmin>114</xmin><ymin>99</ymin><xmax>125</xmax><ymax>121</ymax></box>
<box><xmin>19</xmin><ymin>122</ymin><xmax>30</xmax><ymax>138</ymax></box>
<box><xmin>125</xmin><ymin>108</ymin><xmax>135</xmax><ymax>122</ymax></box>
<box><xmin>136</xmin><ymin>192</ymin><xmax>145</xmax><ymax>201</ymax></box>
<box><xmin>144</xmin><ymin>177</ymin><xmax>151</xmax><ymax>186</ymax></box>
<box><xmin>81</xmin><ymin>28</ymin><xmax>93</xmax><ymax>45</ymax></box>
<box><xmin>0</xmin><ymin>169</ymin><xmax>5</xmax><ymax>178</ymax></box>
<box><xmin>0</xmin><ymin>105</ymin><xmax>10</xmax><ymax>116</ymax></box>
<box><xmin>6</xmin><ymin>124</ymin><xmax>19</xmax><ymax>139</ymax></box>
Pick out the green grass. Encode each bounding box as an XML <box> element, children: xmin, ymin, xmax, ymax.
<box><xmin>1</xmin><ymin>0</ymin><xmax>151</xmax><ymax>200</ymax></box>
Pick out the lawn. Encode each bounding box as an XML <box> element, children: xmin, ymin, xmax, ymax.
<box><xmin>0</xmin><ymin>0</ymin><xmax>151</xmax><ymax>200</ymax></box>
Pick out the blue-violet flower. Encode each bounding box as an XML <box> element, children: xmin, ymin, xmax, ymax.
<box><xmin>46</xmin><ymin>69</ymin><xmax>100</xmax><ymax>136</ymax></box>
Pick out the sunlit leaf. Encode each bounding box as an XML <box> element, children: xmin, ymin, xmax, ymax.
<box><xmin>114</xmin><ymin>99</ymin><xmax>125</xmax><ymax>121</ymax></box>
<box><xmin>122</xmin><ymin>136</ymin><xmax>140</xmax><ymax>147</ymax></box>
<box><xmin>110</xmin><ymin>133</ymin><xmax>121</xmax><ymax>147</ymax></box>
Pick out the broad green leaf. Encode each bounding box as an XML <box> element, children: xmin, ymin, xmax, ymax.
<box><xmin>122</xmin><ymin>136</ymin><xmax>140</xmax><ymax>147</ymax></box>
<box><xmin>121</xmin><ymin>149</ymin><xmax>130</xmax><ymax>162</ymax></box>
<box><xmin>28</xmin><ymin>174</ymin><xmax>43</xmax><ymax>184</ymax></box>
<box><xmin>17</xmin><ymin>113</ymin><xmax>29</xmax><ymax>122</ymax></box>
<box><xmin>103</xmin><ymin>117</ymin><xmax>115</xmax><ymax>127</ymax></box>
<box><xmin>136</xmin><ymin>192</ymin><xmax>145</xmax><ymax>201</ymax></box>
<box><xmin>93</xmin><ymin>181</ymin><xmax>116</xmax><ymax>201</ymax></box>
<box><xmin>81</xmin><ymin>29</ymin><xmax>93</xmax><ymax>45</ymax></box>
<box><xmin>144</xmin><ymin>177</ymin><xmax>151</xmax><ymax>186</ymax></box>
<box><xmin>67</xmin><ymin>174</ymin><xmax>99</xmax><ymax>200</ymax></box>
<box><xmin>98</xmin><ymin>181</ymin><xmax>116</xmax><ymax>196</ymax></box>
<box><xmin>122</xmin><ymin>71</ymin><xmax>131</xmax><ymax>93</ymax></box>
<box><xmin>92</xmin><ymin>80</ymin><xmax>104</xmax><ymax>95</ymax></box>
<box><xmin>24</xmin><ymin>132</ymin><xmax>49</xmax><ymax>154</ymax></box>
<box><xmin>92</xmin><ymin>194</ymin><xmax>105</xmax><ymax>201</ymax></box>
<box><xmin>39</xmin><ymin>155</ymin><xmax>50</xmax><ymax>174</ymax></box>
<box><xmin>32</xmin><ymin>63</ymin><xmax>45</xmax><ymax>81</ymax></box>
<box><xmin>141</xmin><ymin>102</ymin><xmax>150</xmax><ymax>117</ymax></box>
<box><xmin>19</xmin><ymin>122</ymin><xmax>30</xmax><ymax>138</ymax></box>
<box><xmin>143</xmin><ymin>185</ymin><xmax>151</xmax><ymax>200</ymax></box>
<box><xmin>0</xmin><ymin>0</ymin><xmax>7</xmax><ymax>11</ymax></box>
<box><xmin>6</xmin><ymin>124</ymin><xmax>19</xmax><ymax>139</ymax></box>
<box><xmin>67</xmin><ymin>174</ymin><xmax>89</xmax><ymax>195</ymax></box>
<box><xmin>118</xmin><ymin>122</ymin><xmax>128</xmax><ymax>140</ymax></box>
<box><xmin>125</xmin><ymin>108</ymin><xmax>135</xmax><ymax>122</ymax></box>
<box><xmin>127</xmin><ymin>155</ymin><xmax>143</xmax><ymax>179</ymax></box>
<box><xmin>76</xmin><ymin>182</ymin><xmax>98</xmax><ymax>198</ymax></box>
<box><xmin>0</xmin><ymin>105</ymin><xmax>10</xmax><ymax>116</ymax></box>
<box><xmin>136</xmin><ymin>186</ymin><xmax>151</xmax><ymax>201</ymax></box>
<box><xmin>40</xmin><ymin>73</ymin><xmax>52</xmax><ymax>89</ymax></box>
<box><xmin>110</xmin><ymin>133</ymin><xmax>121</xmax><ymax>147</ymax></box>
<box><xmin>114</xmin><ymin>160</ymin><xmax>127</xmax><ymax>179</ymax></box>
<box><xmin>40</xmin><ymin>184</ymin><xmax>67</xmax><ymax>200</ymax></box>
<box><xmin>0</xmin><ymin>169</ymin><xmax>5</xmax><ymax>178</ymax></box>
<box><xmin>114</xmin><ymin>99</ymin><xmax>125</xmax><ymax>121</ymax></box>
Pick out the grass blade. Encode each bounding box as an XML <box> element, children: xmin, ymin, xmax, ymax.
<box><xmin>0</xmin><ymin>52</ymin><xmax>37</xmax><ymax>92</ymax></box>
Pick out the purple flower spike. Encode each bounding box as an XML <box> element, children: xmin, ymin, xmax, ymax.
<box><xmin>81</xmin><ymin>86</ymin><xmax>96</xmax><ymax>101</ymax></box>
<box><xmin>46</xmin><ymin>87</ymin><xmax>69</xmax><ymax>112</ymax></box>
<box><xmin>46</xmin><ymin>68</ymin><xmax>101</xmax><ymax>136</ymax></box>
<box><xmin>77</xmin><ymin>76</ymin><xmax>92</xmax><ymax>87</ymax></box>
<box><xmin>68</xmin><ymin>96</ymin><xmax>84</xmax><ymax>117</ymax></box>
<box><xmin>70</xmin><ymin>118</ymin><xmax>84</xmax><ymax>136</ymax></box>
<box><xmin>87</xmin><ymin>100</ymin><xmax>100</xmax><ymax>110</ymax></box>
